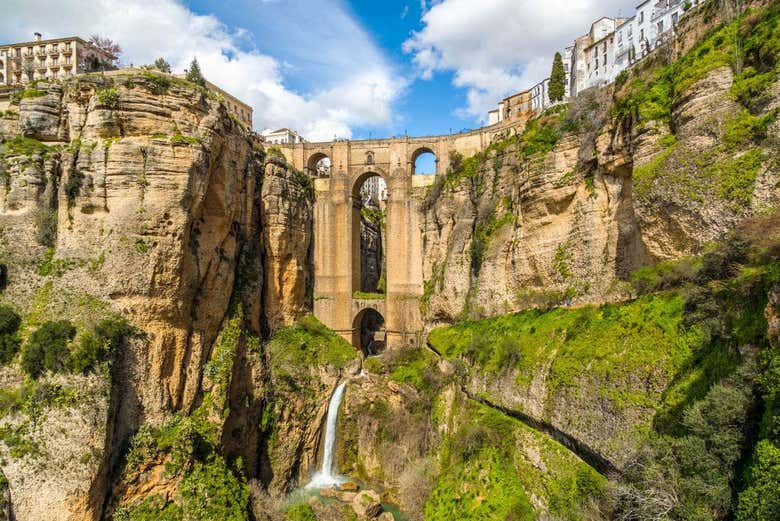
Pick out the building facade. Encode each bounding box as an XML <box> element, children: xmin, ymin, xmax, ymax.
<box><xmin>0</xmin><ymin>33</ymin><xmax>114</xmax><ymax>86</ymax></box>
<box><xmin>263</xmin><ymin>128</ymin><xmax>305</xmax><ymax>145</ymax></box>
<box><xmin>203</xmin><ymin>79</ymin><xmax>253</xmax><ymax>129</ymax></box>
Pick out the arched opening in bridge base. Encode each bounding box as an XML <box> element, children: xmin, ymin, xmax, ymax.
<box><xmin>353</xmin><ymin>309</ymin><xmax>386</xmax><ymax>356</ymax></box>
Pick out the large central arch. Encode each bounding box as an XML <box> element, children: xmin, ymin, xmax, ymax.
<box><xmin>351</xmin><ymin>171</ymin><xmax>386</xmax><ymax>296</ymax></box>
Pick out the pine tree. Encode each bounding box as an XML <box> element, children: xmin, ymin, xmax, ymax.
<box><xmin>154</xmin><ymin>57</ymin><xmax>171</xmax><ymax>73</ymax></box>
<box><xmin>186</xmin><ymin>58</ymin><xmax>206</xmax><ymax>87</ymax></box>
<box><xmin>549</xmin><ymin>52</ymin><xmax>566</xmax><ymax>103</ymax></box>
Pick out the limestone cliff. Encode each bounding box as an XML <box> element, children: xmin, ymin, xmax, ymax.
<box><xmin>0</xmin><ymin>72</ymin><xmax>314</xmax><ymax>520</ymax></box>
<box><xmin>419</xmin><ymin>1</ymin><xmax>780</xmax><ymax>323</ymax></box>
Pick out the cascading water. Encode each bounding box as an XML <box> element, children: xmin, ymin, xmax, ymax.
<box><xmin>306</xmin><ymin>381</ymin><xmax>347</xmax><ymax>489</ymax></box>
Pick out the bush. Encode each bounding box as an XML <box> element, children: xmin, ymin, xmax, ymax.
<box><xmin>96</xmin><ymin>87</ymin><xmax>119</xmax><ymax>109</ymax></box>
<box><xmin>0</xmin><ymin>305</ymin><xmax>21</xmax><ymax>364</ymax></box>
<box><xmin>70</xmin><ymin>316</ymin><xmax>131</xmax><ymax>373</ymax></box>
<box><xmin>21</xmin><ymin>320</ymin><xmax>76</xmax><ymax>378</ymax></box>
<box><xmin>630</xmin><ymin>257</ymin><xmax>700</xmax><ymax>294</ymax></box>
<box><xmin>286</xmin><ymin>503</ymin><xmax>316</xmax><ymax>521</ymax></box>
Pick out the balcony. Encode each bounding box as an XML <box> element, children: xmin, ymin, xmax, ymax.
<box><xmin>48</xmin><ymin>48</ymin><xmax>60</xmax><ymax>56</ymax></box>
<box><xmin>35</xmin><ymin>49</ymin><xmax>46</xmax><ymax>58</ymax></box>
<box><xmin>36</xmin><ymin>63</ymin><xmax>47</xmax><ymax>71</ymax></box>
<box><xmin>61</xmin><ymin>48</ymin><xmax>72</xmax><ymax>56</ymax></box>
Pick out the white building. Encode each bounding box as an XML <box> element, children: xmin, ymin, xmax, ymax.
<box><xmin>569</xmin><ymin>17</ymin><xmax>624</xmax><ymax>96</ymax></box>
<box><xmin>530</xmin><ymin>78</ymin><xmax>549</xmax><ymax>112</ymax></box>
<box><xmin>262</xmin><ymin>128</ymin><xmax>305</xmax><ymax>145</ymax></box>
<box><xmin>614</xmin><ymin>17</ymin><xmax>638</xmax><ymax>73</ymax></box>
<box><xmin>488</xmin><ymin>107</ymin><xmax>502</xmax><ymax>125</ymax></box>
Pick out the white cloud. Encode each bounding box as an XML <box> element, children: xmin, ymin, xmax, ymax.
<box><xmin>1</xmin><ymin>0</ymin><xmax>406</xmax><ymax>141</ymax></box>
<box><xmin>404</xmin><ymin>0</ymin><xmax>627</xmax><ymax>120</ymax></box>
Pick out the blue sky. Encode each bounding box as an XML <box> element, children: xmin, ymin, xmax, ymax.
<box><xmin>2</xmin><ymin>0</ymin><xmax>628</xmax><ymax>141</ymax></box>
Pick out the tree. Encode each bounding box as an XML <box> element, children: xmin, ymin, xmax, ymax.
<box><xmin>154</xmin><ymin>57</ymin><xmax>171</xmax><ymax>73</ymax></box>
<box><xmin>0</xmin><ymin>305</ymin><xmax>21</xmax><ymax>364</ymax></box>
<box><xmin>186</xmin><ymin>58</ymin><xmax>206</xmax><ymax>88</ymax></box>
<box><xmin>79</xmin><ymin>35</ymin><xmax>121</xmax><ymax>72</ymax></box>
<box><xmin>21</xmin><ymin>320</ymin><xmax>76</xmax><ymax>378</ymax></box>
<box><xmin>549</xmin><ymin>52</ymin><xmax>566</xmax><ymax>103</ymax></box>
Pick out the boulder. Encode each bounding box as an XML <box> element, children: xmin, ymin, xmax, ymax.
<box><xmin>351</xmin><ymin>489</ymin><xmax>383</xmax><ymax>518</ymax></box>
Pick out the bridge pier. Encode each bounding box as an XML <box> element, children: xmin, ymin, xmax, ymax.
<box><xmin>283</xmin><ymin>123</ymin><xmax>523</xmax><ymax>350</ymax></box>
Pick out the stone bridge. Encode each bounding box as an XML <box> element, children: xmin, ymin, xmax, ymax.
<box><xmin>277</xmin><ymin>121</ymin><xmax>522</xmax><ymax>349</ymax></box>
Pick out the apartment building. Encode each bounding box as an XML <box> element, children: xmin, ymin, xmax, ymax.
<box><xmin>262</xmin><ymin>128</ymin><xmax>305</xmax><ymax>145</ymax></box>
<box><xmin>0</xmin><ymin>33</ymin><xmax>114</xmax><ymax>86</ymax></box>
<box><xmin>203</xmin><ymin>79</ymin><xmax>253</xmax><ymax>129</ymax></box>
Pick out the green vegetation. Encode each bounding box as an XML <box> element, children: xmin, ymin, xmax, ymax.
<box><xmin>265</xmin><ymin>146</ymin><xmax>285</xmax><ymax>160</ymax></box>
<box><xmin>426</xmin><ymin>448</ymin><xmax>533</xmax><ymax>521</ymax></box>
<box><xmin>169</xmin><ymin>132</ymin><xmax>201</xmax><ymax>146</ymax></box>
<box><xmin>431</xmin><ymin>291</ymin><xmax>701</xmax><ymax>398</ymax></box>
<box><xmin>118</xmin><ymin>308</ymin><xmax>253</xmax><ymax>520</ymax></box>
<box><xmin>387</xmin><ymin>348</ymin><xmax>439</xmax><ymax>393</ymax></box>
<box><xmin>730</xmin><ymin>6</ymin><xmax>780</xmax><ymax>111</ymax></box>
<box><xmin>427</xmin><ymin>397</ymin><xmax>605</xmax><ymax>521</ymax></box>
<box><xmin>20</xmin><ymin>320</ymin><xmax>76</xmax><ymax>378</ymax></box>
<box><xmin>0</xmin><ymin>305</ymin><xmax>21</xmax><ymax>364</ymax></box>
<box><xmin>631</xmin><ymin>139</ymin><xmax>678</xmax><ymax>197</ymax></box>
<box><xmin>18</xmin><ymin>315</ymin><xmax>130</xmax><ymax>378</ymax></box>
<box><xmin>286</xmin><ymin>503</ymin><xmax>317</xmax><ymax>521</ymax></box>
<box><xmin>96</xmin><ymin>87</ymin><xmax>119</xmax><ymax>109</ymax></box>
<box><xmin>267</xmin><ymin>315</ymin><xmax>356</xmax><ymax>374</ymax></box>
<box><xmin>141</xmin><ymin>72</ymin><xmax>173</xmax><ymax>95</ymax></box>
<box><xmin>0</xmin><ymin>136</ymin><xmax>48</xmax><ymax>158</ymax></box>
<box><xmin>549</xmin><ymin>52</ymin><xmax>566</xmax><ymax>103</ymax></box>
<box><xmin>21</xmin><ymin>88</ymin><xmax>46</xmax><ymax>99</ymax></box>
<box><xmin>153</xmin><ymin>57</ymin><xmax>171</xmax><ymax>73</ymax></box>
<box><xmin>353</xmin><ymin>291</ymin><xmax>385</xmax><ymax>300</ymax></box>
<box><xmin>708</xmin><ymin>148</ymin><xmax>764</xmax><ymax>207</ymax></box>
<box><xmin>69</xmin><ymin>316</ymin><xmax>132</xmax><ymax>374</ymax></box>
<box><xmin>185</xmin><ymin>57</ymin><xmax>206</xmax><ymax>88</ymax></box>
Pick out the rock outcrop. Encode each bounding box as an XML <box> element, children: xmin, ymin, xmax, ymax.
<box><xmin>0</xmin><ymin>72</ymin><xmax>314</xmax><ymax>520</ymax></box>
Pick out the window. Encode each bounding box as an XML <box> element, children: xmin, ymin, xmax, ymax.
<box><xmin>638</xmin><ymin>11</ymin><xmax>644</xmax><ymax>23</ymax></box>
<box><xmin>672</xmin><ymin>13</ymin><xmax>679</xmax><ymax>25</ymax></box>
<box><xmin>603</xmin><ymin>53</ymin><xmax>607</xmax><ymax>65</ymax></box>
<box><xmin>640</xmin><ymin>29</ymin><xmax>644</xmax><ymax>41</ymax></box>
<box><xmin>658</xmin><ymin>21</ymin><xmax>664</xmax><ymax>33</ymax></box>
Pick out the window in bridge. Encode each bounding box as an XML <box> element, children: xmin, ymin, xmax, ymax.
<box><xmin>353</xmin><ymin>173</ymin><xmax>387</xmax><ymax>298</ymax></box>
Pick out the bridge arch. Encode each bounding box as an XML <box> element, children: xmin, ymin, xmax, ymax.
<box><xmin>411</xmin><ymin>146</ymin><xmax>438</xmax><ymax>175</ymax></box>
<box><xmin>351</xmin><ymin>171</ymin><xmax>387</xmax><ymax>296</ymax></box>
<box><xmin>352</xmin><ymin>307</ymin><xmax>386</xmax><ymax>355</ymax></box>
<box><xmin>306</xmin><ymin>152</ymin><xmax>331</xmax><ymax>177</ymax></box>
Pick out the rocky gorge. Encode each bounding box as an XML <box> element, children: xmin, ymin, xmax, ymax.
<box><xmin>0</xmin><ymin>0</ymin><xmax>779</xmax><ymax>520</ymax></box>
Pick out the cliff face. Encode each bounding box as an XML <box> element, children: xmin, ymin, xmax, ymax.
<box><xmin>0</xmin><ymin>73</ymin><xmax>314</xmax><ymax>520</ymax></box>
<box><xmin>419</xmin><ymin>3</ymin><xmax>780</xmax><ymax>323</ymax></box>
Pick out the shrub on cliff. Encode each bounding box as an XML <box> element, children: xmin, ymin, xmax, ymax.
<box><xmin>0</xmin><ymin>305</ymin><xmax>21</xmax><ymax>364</ymax></box>
<box><xmin>21</xmin><ymin>320</ymin><xmax>76</xmax><ymax>378</ymax></box>
<box><xmin>286</xmin><ymin>503</ymin><xmax>316</xmax><ymax>521</ymax></box>
<box><xmin>70</xmin><ymin>316</ymin><xmax>131</xmax><ymax>373</ymax></box>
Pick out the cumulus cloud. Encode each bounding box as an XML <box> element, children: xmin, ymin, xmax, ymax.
<box><xmin>404</xmin><ymin>0</ymin><xmax>627</xmax><ymax>120</ymax></box>
<box><xmin>1</xmin><ymin>0</ymin><xmax>406</xmax><ymax>141</ymax></box>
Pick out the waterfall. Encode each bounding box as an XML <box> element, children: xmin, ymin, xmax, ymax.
<box><xmin>307</xmin><ymin>381</ymin><xmax>347</xmax><ymax>489</ymax></box>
